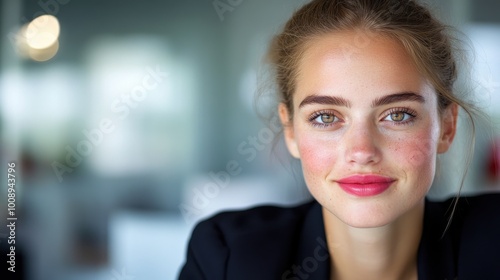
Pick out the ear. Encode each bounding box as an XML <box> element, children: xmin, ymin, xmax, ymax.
<box><xmin>437</xmin><ymin>103</ymin><xmax>459</xmax><ymax>154</ymax></box>
<box><xmin>278</xmin><ymin>103</ymin><xmax>300</xmax><ymax>159</ymax></box>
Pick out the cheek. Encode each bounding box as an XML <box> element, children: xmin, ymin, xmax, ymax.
<box><xmin>388</xmin><ymin>129</ymin><xmax>438</xmax><ymax>178</ymax></box>
<box><xmin>296</xmin><ymin>133</ymin><xmax>338</xmax><ymax>178</ymax></box>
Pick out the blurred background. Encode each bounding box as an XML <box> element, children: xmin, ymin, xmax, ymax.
<box><xmin>0</xmin><ymin>0</ymin><xmax>499</xmax><ymax>279</ymax></box>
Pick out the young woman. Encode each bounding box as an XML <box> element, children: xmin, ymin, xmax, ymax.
<box><xmin>179</xmin><ymin>0</ymin><xmax>500</xmax><ymax>279</ymax></box>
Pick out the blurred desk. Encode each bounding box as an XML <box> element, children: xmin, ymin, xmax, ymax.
<box><xmin>109</xmin><ymin>211</ymin><xmax>191</xmax><ymax>279</ymax></box>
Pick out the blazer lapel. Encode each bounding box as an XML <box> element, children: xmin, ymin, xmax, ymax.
<box><xmin>292</xmin><ymin>202</ymin><xmax>330</xmax><ymax>280</ymax></box>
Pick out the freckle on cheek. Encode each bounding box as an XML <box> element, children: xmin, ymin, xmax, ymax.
<box><xmin>405</xmin><ymin>138</ymin><xmax>435</xmax><ymax>166</ymax></box>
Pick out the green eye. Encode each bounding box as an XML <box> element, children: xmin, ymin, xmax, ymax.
<box><xmin>321</xmin><ymin>114</ymin><xmax>336</xmax><ymax>123</ymax></box>
<box><xmin>310</xmin><ymin>111</ymin><xmax>340</xmax><ymax>128</ymax></box>
<box><xmin>383</xmin><ymin>109</ymin><xmax>415</xmax><ymax>124</ymax></box>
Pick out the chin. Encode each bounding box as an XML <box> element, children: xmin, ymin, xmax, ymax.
<box><xmin>344</xmin><ymin>216</ymin><xmax>395</xmax><ymax>229</ymax></box>
<box><xmin>323</xmin><ymin>200</ymin><xmax>402</xmax><ymax>229</ymax></box>
<box><xmin>342</xmin><ymin>211</ymin><xmax>396</xmax><ymax>229</ymax></box>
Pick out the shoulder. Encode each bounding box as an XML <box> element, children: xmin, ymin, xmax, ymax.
<box><xmin>426</xmin><ymin>192</ymin><xmax>500</xmax><ymax>219</ymax></box>
<box><xmin>428</xmin><ymin>193</ymin><xmax>500</xmax><ymax>242</ymax></box>
<box><xmin>428</xmin><ymin>192</ymin><xmax>500</xmax><ymax>228</ymax></box>
<box><xmin>457</xmin><ymin>192</ymin><xmax>500</xmax><ymax>213</ymax></box>
<box><xmin>427</xmin><ymin>193</ymin><xmax>500</xmax><ymax>278</ymax></box>
<box><xmin>454</xmin><ymin>193</ymin><xmax>500</xmax><ymax>268</ymax></box>
<box><xmin>456</xmin><ymin>193</ymin><xmax>500</xmax><ymax>277</ymax></box>
<box><xmin>179</xmin><ymin>201</ymin><xmax>318</xmax><ymax>280</ymax></box>
<box><xmin>197</xmin><ymin>201</ymin><xmax>315</xmax><ymax>236</ymax></box>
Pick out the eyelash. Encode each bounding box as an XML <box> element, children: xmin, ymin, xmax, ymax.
<box><xmin>382</xmin><ymin>107</ymin><xmax>417</xmax><ymax>125</ymax></box>
<box><xmin>308</xmin><ymin>110</ymin><xmax>341</xmax><ymax>128</ymax></box>
<box><xmin>307</xmin><ymin>107</ymin><xmax>418</xmax><ymax>128</ymax></box>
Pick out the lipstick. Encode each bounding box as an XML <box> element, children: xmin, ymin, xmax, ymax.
<box><xmin>336</xmin><ymin>175</ymin><xmax>395</xmax><ymax>197</ymax></box>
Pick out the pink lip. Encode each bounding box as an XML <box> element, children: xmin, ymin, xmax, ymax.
<box><xmin>336</xmin><ymin>175</ymin><xmax>395</xmax><ymax>197</ymax></box>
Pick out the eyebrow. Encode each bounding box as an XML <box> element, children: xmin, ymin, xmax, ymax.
<box><xmin>298</xmin><ymin>92</ymin><xmax>425</xmax><ymax>109</ymax></box>
<box><xmin>371</xmin><ymin>92</ymin><xmax>425</xmax><ymax>107</ymax></box>
<box><xmin>298</xmin><ymin>95</ymin><xmax>351</xmax><ymax>108</ymax></box>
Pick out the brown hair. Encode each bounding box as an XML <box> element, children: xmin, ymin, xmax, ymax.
<box><xmin>267</xmin><ymin>0</ymin><xmax>471</xmax><ymax>118</ymax></box>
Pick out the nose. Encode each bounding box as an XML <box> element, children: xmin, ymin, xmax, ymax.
<box><xmin>342</xmin><ymin>121</ymin><xmax>381</xmax><ymax>165</ymax></box>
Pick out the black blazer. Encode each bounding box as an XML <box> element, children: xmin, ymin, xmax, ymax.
<box><xmin>179</xmin><ymin>194</ymin><xmax>500</xmax><ymax>279</ymax></box>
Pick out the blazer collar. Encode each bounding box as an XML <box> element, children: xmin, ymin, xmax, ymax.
<box><xmin>294</xmin><ymin>199</ymin><xmax>459</xmax><ymax>280</ymax></box>
<box><xmin>294</xmin><ymin>201</ymin><xmax>330</xmax><ymax>280</ymax></box>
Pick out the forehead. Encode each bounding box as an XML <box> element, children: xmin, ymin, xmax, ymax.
<box><xmin>294</xmin><ymin>30</ymin><xmax>434</xmax><ymax>106</ymax></box>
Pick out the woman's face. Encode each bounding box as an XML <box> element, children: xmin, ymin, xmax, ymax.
<box><xmin>279</xmin><ymin>31</ymin><xmax>457</xmax><ymax>228</ymax></box>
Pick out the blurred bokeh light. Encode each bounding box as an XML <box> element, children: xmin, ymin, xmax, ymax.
<box><xmin>13</xmin><ymin>14</ymin><xmax>60</xmax><ymax>61</ymax></box>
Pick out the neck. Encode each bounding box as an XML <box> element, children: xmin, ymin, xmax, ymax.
<box><xmin>323</xmin><ymin>200</ymin><xmax>424</xmax><ymax>280</ymax></box>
